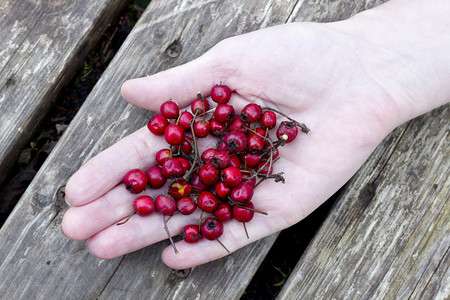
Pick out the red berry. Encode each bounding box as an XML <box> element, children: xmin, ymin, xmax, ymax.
<box><xmin>276</xmin><ymin>121</ymin><xmax>298</xmax><ymax>143</ymax></box>
<box><xmin>147</xmin><ymin>114</ymin><xmax>169</xmax><ymax>136</ymax></box>
<box><xmin>168</xmin><ymin>179</ymin><xmax>192</xmax><ymax>200</ymax></box>
<box><xmin>177</xmin><ymin>197</ymin><xmax>197</xmax><ymax>215</ymax></box>
<box><xmin>190</xmin><ymin>173</ymin><xmax>209</xmax><ymax>193</ymax></box>
<box><xmin>229</xmin><ymin>155</ymin><xmax>241</xmax><ymax>169</ymax></box>
<box><xmin>221</xmin><ymin>166</ymin><xmax>242</xmax><ymax>187</ymax></box>
<box><xmin>241</xmin><ymin>152</ymin><xmax>261</xmax><ymax>168</ymax></box>
<box><xmin>178</xmin><ymin>111</ymin><xmax>194</xmax><ymax>130</ymax></box>
<box><xmin>193</xmin><ymin>120</ymin><xmax>210</xmax><ymax>138</ymax></box>
<box><xmin>177</xmin><ymin>157</ymin><xmax>191</xmax><ymax>174</ymax></box>
<box><xmin>164</xmin><ymin>124</ymin><xmax>185</xmax><ymax>145</ymax></box>
<box><xmin>162</xmin><ymin>158</ymin><xmax>183</xmax><ymax>178</ymax></box>
<box><xmin>214</xmin><ymin>203</ymin><xmax>232</xmax><ymax>222</ymax></box>
<box><xmin>211</xmin><ymin>84</ymin><xmax>232</xmax><ymax>104</ymax></box>
<box><xmin>260</xmin><ymin>111</ymin><xmax>277</xmax><ymax>129</ymax></box>
<box><xmin>198</xmin><ymin>162</ymin><xmax>219</xmax><ymax>186</ymax></box>
<box><xmin>191</xmin><ymin>98</ymin><xmax>210</xmax><ymax>114</ymax></box>
<box><xmin>209</xmin><ymin>118</ymin><xmax>227</xmax><ymax>136</ymax></box>
<box><xmin>256</xmin><ymin>160</ymin><xmax>273</xmax><ymax>175</ymax></box>
<box><xmin>247</xmin><ymin>131</ymin><xmax>265</xmax><ymax>152</ymax></box>
<box><xmin>160</xmin><ymin>100</ymin><xmax>179</xmax><ymax>119</ymax></box>
<box><xmin>213</xmin><ymin>104</ymin><xmax>235</xmax><ymax>124</ymax></box>
<box><xmin>197</xmin><ymin>191</ymin><xmax>219</xmax><ymax>213</ymax></box>
<box><xmin>224</xmin><ymin>131</ymin><xmax>247</xmax><ymax>153</ymax></box>
<box><xmin>133</xmin><ymin>195</ymin><xmax>155</xmax><ymax>216</ymax></box>
<box><xmin>183</xmin><ymin>224</ymin><xmax>201</xmax><ymax>243</ymax></box>
<box><xmin>233</xmin><ymin>202</ymin><xmax>255</xmax><ymax>222</ymax></box>
<box><xmin>230</xmin><ymin>182</ymin><xmax>254</xmax><ymax>205</ymax></box>
<box><xmin>156</xmin><ymin>149</ymin><xmax>171</xmax><ymax>165</ymax></box>
<box><xmin>215</xmin><ymin>181</ymin><xmax>232</xmax><ymax>199</ymax></box>
<box><xmin>211</xmin><ymin>150</ymin><xmax>231</xmax><ymax>169</ymax></box>
<box><xmin>228</xmin><ymin>116</ymin><xmax>249</xmax><ymax>134</ymax></box>
<box><xmin>146</xmin><ymin>165</ymin><xmax>167</xmax><ymax>189</ymax></box>
<box><xmin>200</xmin><ymin>217</ymin><xmax>224</xmax><ymax>240</ymax></box>
<box><xmin>155</xmin><ymin>194</ymin><xmax>176</xmax><ymax>215</ymax></box>
<box><xmin>123</xmin><ymin>169</ymin><xmax>147</xmax><ymax>194</ymax></box>
<box><xmin>201</xmin><ymin>148</ymin><xmax>217</xmax><ymax>163</ymax></box>
<box><xmin>241</xmin><ymin>103</ymin><xmax>262</xmax><ymax>124</ymax></box>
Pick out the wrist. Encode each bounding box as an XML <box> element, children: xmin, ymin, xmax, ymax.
<box><xmin>333</xmin><ymin>0</ymin><xmax>450</xmax><ymax>129</ymax></box>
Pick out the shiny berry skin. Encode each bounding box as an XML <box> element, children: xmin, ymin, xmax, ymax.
<box><xmin>191</xmin><ymin>98</ymin><xmax>210</xmax><ymax>114</ymax></box>
<box><xmin>228</xmin><ymin>116</ymin><xmax>248</xmax><ymax>134</ymax></box>
<box><xmin>214</xmin><ymin>203</ymin><xmax>232</xmax><ymax>222</ymax></box>
<box><xmin>213</xmin><ymin>104</ymin><xmax>235</xmax><ymax>124</ymax></box>
<box><xmin>209</xmin><ymin>118</ymin><xmax>227</xmax><ymax>136</ymax></box>
<box><xmin>260</xmin><ymin>111</ymin><xmax>277</xmax><ymax>129</ymax></box>
<box><xmin>241</xmin><ymin>103</ymin><xmax>262</xmax><ymax>124</ymax></box>
<box><xmin>178</xmin><ymin>111</ymin><xmax>194</xmax><ymax>130</ymax></box>
<box><xmin>190</xmin><ymin>173</ymin><xmax>208</xmax><ymax>193</ymax></box>
<box><xmin>229</xmin><ymin>155</ymin><xmax>241</xmax><ymax>168</ymax></box>
<box><xmin>174</xmin><ymin>137</ymin><xmax>193</xmax><ymax>155</ymax></box>
<box><xmin>177</xmin><ymin>197</ymin><xmax>197</xmax><ymax>215</ymax></box>
<box><xmin>211</xmin><ymin>150</ymin><xmax>231</xmax><ymax>169</ymax></box>
<box><xmin>211</xmin><ymin>84</ymin><xmax>232</xmax><ymax>104</ymax></box>
<box><xmin>198</xmin><ymin>162</ymin><xmax>219</xmax><ymax>186</ymax></box>
<box><xmin>164</xmin><ymin>124</ymin><xmax>185</xmax><ymax>145</ymax></box>
<box><xmin>197</xmin><ymin>191</ymin><xmax>219</xmax><ymax>213</ymax></box>
<box><xmin>146</xmin><ymin>165</ymin><xmax>167</xmax><ymax>189</ymax></box>
<box><xmin>133</xmin><ymin>195</ymin><xmax>155</xmax><ymax>216</ymax></box>
<box><xmin>160</xmin><ymin>100</ymin><xmax>179</xmax><ymax>119</ymax></box>
<box><xmin>147</xmin><ymin>114</ymin><xmax>169</xmax><ymax>136</ymax></box>
<box><xmin>200</xmin><ymin>217</ymin><xmax>224</xmax><ymax>240</ymax></box>
<box><xmin>201</xmin><ymin>148</ymin><xmax>217</xmax><ymax>163</ymax></box>
<box><xmin>241</xmin><ymin>152</ymin><xmax>261</xmax><ymax>168</ymax></box>
<box><xmin>276</xmin><ymin>121</ymin><xmax>298</xmax><ymax>143</ymax></box>
<box><xmin>233</xmin><ymin>202</ymin><xmax>255</xmax><ymax>222</ymax></box>
<box><xmin>193</xmin><ymin>120</ymin><xmax>210</xmax><ymax>138</ymax></box>
<box><xmin>215</xmin><ymin>181</ymin><xmax>232</xmax><ymax>199</ymax></box>
<box><xmin>247</xmin><ymin>131</ymin><xmax>265</xmax><ymax>152</ymax></box>
<box><xmin>221</xmin><ymin>166</ymin><xmax>242</xmax><ymax>187</ymax></box>
<box><xmin>123</xmin><ymin>169</ymin><xmax>147</xmax><ymax>194</ymax></box>
<box><xmin>177</xmin><ymin>157</ymin><xmax>191</xmax><ymax>174</ymax></box>
<box><xmin>230</xmin><ymin>182</ymin><xmax>254</xmax><ymax>205</ymax></box>
<box><xmin>168</xmin><ymin>179</ymin><xmax>192</xmax><ymax>200</ymax></box>
<box><xmin>162</xmin><ymin>158</ymin><xmax>183</xmax><ymax>178</ymax></box>
<box><xmin>155</xmin><ymin>194</ymin><xmax>176</xmax><ymax>215</ymax></box>
<box><xmin>156</xmin><ymin>149</ymin><xmax>171</xmax><ymax>165</ymax></box>
<box><xmin>224</xmin><ymin>131</ymin><xmax>247</xmax><ymax>153</ymax></box>
<box><xmin>183</xmin><ymin>224</ymin><xmax>201</xmax><ymax>243</ymax></box>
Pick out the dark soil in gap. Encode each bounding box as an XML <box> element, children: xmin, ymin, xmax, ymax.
<box><xmin>0</xmin><ymin>1</ymin><xmax>337</xmax><ymax>298</ymax></box>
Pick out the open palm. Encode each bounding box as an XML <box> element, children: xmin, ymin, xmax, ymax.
<box><xmin>62</xmin><ymin>22</ymin><xmax>398</xmax><ymax>269</ymax></box>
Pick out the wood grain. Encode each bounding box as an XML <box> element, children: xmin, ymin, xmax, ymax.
<box><xmin>277</xmin><ymin>105</ymin><xmax>449</xmax><ymax>299</ymax></box>
<box><xmin>0</xmin><ymin>0</ymin><xmax>128</xmax><ymax>185</ymax></box>
<box><xmin>2</xmin><ymin>0</ymin><xmax>445</xmax><ymax>299</ymax></box>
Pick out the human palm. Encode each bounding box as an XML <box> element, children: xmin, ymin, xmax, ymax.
<box><xmin>62</xmin><ymin>22</ymin><xmax>396</xmax><ymax>269</ymax></box>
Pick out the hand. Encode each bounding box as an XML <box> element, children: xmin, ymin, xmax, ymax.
<box><xmin>61</xmin><ymin>21</ymin><xmax>405</xmax><ymax>269</ymax></box>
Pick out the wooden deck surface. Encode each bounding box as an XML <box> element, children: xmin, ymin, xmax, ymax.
<box><xmin>0</xmin><ymin>0</ymin><xmax>448</xmax><ymax>299</ymax></box>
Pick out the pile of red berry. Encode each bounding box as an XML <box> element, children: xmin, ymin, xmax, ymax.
<box><xmin>121</xmin><ymin>83</ymin><xmax>309</xmax><ymax>253</ymax></box>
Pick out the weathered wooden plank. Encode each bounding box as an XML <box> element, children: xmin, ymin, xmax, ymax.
<box><xmin>0</xmin><ymin>0</ymin><xmax>413</xmax><ymax>299</ymax></box>
<box><xmin>0</xmin><ymin>0</ymin><xmax>129</xmax><ymax>186</ymax></box>
<box><xmin>277</xmin><ymin>104</ymin><xmax>449</xmax><ymax>299</ymax></box>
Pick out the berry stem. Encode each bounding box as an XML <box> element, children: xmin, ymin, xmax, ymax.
<box><xmin>163</xmin><ymin>215</ymin><xmax>179</xmax><ymax>254</ymax></box>
<box><xmin>217</xmin><ymin>238</ymin><xmax>231</xmax><ymax>254</ymax></box>
<box><xmin>116</xmin><ymin>212</ymin><xmax>136</xmax><ymax>225</ymax></box>
<box><xmin>243</xmin><ymin>223</ymin><xmax>249</xmax><ymax>239</ymax></box>
<box><xmin>234</xmin><ymin>204</ymin><xmax>268</xmax><ymax>215</ymax></box>
<box><xmin>183</xmin><ymin>111</ymin><xmax>199</xmax><ymax>180</ymax></box>
<box><xmin>261</xmin><ymin>107</ymin><xmax>310</xmax><ymax>134</ymax></box>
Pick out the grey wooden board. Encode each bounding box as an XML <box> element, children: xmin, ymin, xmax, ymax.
<box><xmin>278</xmin><ymin>105</ymin><xmax>450</xmax><ymax>299</ymax></box>
<box><xmin>0</xmin><ymin>0</ymin><xmax>400</xmax><ymax>299</ymax></box>
<box><xmin>0</xmin><ymin>0</ymin><xmax>128</xmax><ymax>185</ymax></box>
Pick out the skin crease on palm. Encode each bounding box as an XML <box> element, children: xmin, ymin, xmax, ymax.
<box><xmin>61</xmin><ymin>0</ymin><xmax>450</xmax><ymax>269</ymax></box>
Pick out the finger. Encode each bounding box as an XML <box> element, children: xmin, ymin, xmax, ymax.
<box><xmin>65</xmin><ymin>127</ymin><xmax>166</xmax><ymax>207</ymax></box>
<box><xmin>120</xmin><ymin>45</ymin><xmax>237</xmax><ymax>111</ymax></box>
<box><xmin>86</xmin><ymin>210</ymin><xmax>202</xmax><ymax>259</ymax></box>
<box><xmin>161</xmin><ymin>214</ymin><xmax>274</xmax><ymax>269</ymax></box>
